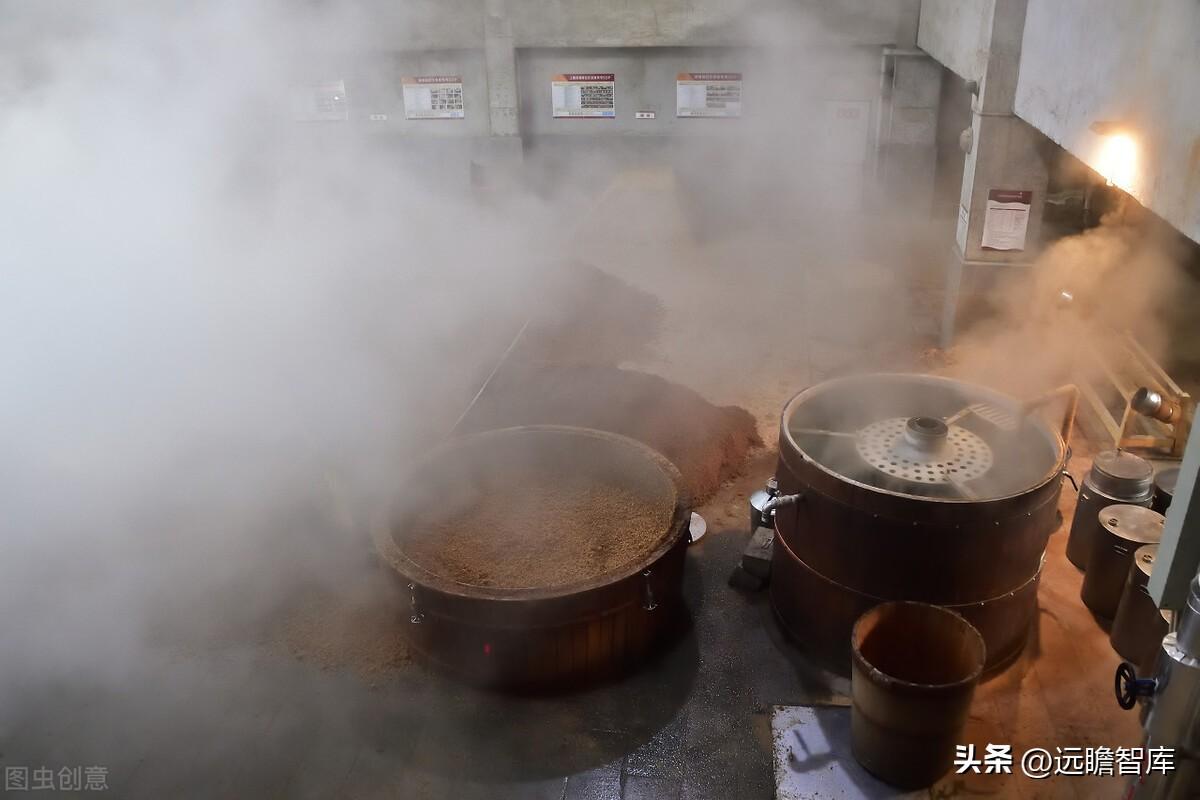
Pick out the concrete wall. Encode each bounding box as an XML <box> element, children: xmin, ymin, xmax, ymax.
<box><xmin>277</xmin><ymin>0</ymin><xmax>928</xmax><ymax>203</ymax></box>
<box><xmin>338</xmin><ymin>50</ymin><xmax>491</xmax><ymax>136</ymax></box>
<box><xmin>306</xmin><ymin>0</ymin><xmax>920</xmax><ymax>148</ymax></box>
<box><xmin>515</xmin><ymin>46</ymin><xmax>879</xmax><ymax>138</ymax></box>
<box><xmin>1014</xmin><ymin>0</ymin><xmax>1200</xmax><ymax>244</ymax></box>
<box><xmin>933</xmin><ymin>65</ymin><xmax>971</xmax><ymax>218</ymax></box>
<box><xmin>508</xmin><ymin>0</ymin><xmax>919</xmax><ymax>48</ymax></box>
<box><xmin>517</xmin><ymin>47</ymin><xmax>748</xmax><ymax>137</ymax></box>
<box><xmin>916</xmin><ymin>0</ymin><xmax>993</xmax><ymax>83</ymax></box>
<box><xmin>354</xmin><ymin>0</ymin><xmax>920</xmax><ymax>50</ymax></box>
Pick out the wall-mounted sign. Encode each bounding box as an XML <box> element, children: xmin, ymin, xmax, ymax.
<box><xmin>676</xmin><ymin>73</ymin><xmax>742</xmax><ymax>118</ymax></box>
<box><xmin>981</xmin><ymin>189</ymin><xmax>1033</xmax><ymax>251</ymax></box>
<box><xmin>402</xmin><ymin>76</ymin><xmax>465</xmax><ymax>120</ymax></box>
<box><xmin>551</xmin><ymin>73</ymin><xmax>615</xmax><ymax>118</ymax></box>
<box><xmin>291</xmin><ymin>79</ymin><xmax>348</xmax><ymax>122</ymax></box>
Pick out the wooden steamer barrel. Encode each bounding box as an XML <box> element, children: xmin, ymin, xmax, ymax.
<box><xmin>768</xmin><ymin>374</ymin><xmax>1070</xmax><ymax>674</ymax></box>
<box><xmin>373</xmin><ymin>425</ymin><xmax>691</xmax><ymax>689</ymax></box>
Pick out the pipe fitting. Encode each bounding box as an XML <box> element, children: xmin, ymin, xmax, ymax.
<box><xmin>1132</xmin><ymin>387</ymin><xmax>1182</xmax><ymax>425</ymax></box>
<box><xmin>760</xmin><ymin>493</ymin><xmax>803</xmax><ymax>518</ymax></box>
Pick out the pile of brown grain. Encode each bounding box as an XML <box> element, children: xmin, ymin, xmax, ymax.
<box><xmin>519</xmin><ymin>260</ymin><xmax>664</xmax><ymax>367</ymax></box>
<box><xmin>274</xmin><ymin>571</ymin><xmax>412</xmax><ymax>681</ymax></box>
<box><xmin>402</xmin><ymin>471</ymin><xmax>672</xmax><ymax>589</ymax></box>
<box><xmin>461</xmin><ymin>363</ymin><xmax>761</xmax><ymax>504</ymax></box>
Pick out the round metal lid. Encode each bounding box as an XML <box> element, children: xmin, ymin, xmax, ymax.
<box><xmin>1133</xmin><ymin>544</ymin><xmax>1158</xmax><ymax>579</ymax></box>
<box><xmin>855</xmin><ymin>416</ymin><xmax>993</xmax><ymax>485</ymax></box>
<box><xmin>781</xmin><ymin>373</ymin><xmax>1064</xmax><ymax>503</ymax></box>
<box><xmin>1090</xmin><ymin>450</ymin><xmax>1153</xmax><ymax>498</ymax></box>
<box><xmin>1098</xmin><ymin>504</ymin><xmax>1165</xmax><ymax>545</ymax></box>
<box><xmin>1155</xmin><ymin>467</ymin><xmax>1180</xmax><ymax>498</ymax></box>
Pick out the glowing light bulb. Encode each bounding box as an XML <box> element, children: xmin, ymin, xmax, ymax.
<box><xmin>1096</xmin><ymin>133</ymin><xmax>1137</xmax><ymax>192</ymax></box>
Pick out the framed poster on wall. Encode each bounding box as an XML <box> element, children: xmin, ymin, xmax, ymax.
<box><xmin>676</xmin><ymin>73</ymin><xmax>742</xmax><ymax>118</ymax></box>
<box><xmin>981</xmin><ymin>190</ymin><xmax>1033</xmax><ymax>251</ymax></box>
<box><xmin>551</xmin><ymin>73</ymin><xmax>615</xmax><ymax>118</ymax></box>
<box><xmin>402</xmin><ymin>76</ymin><xmax>465</xmax><ymax>120</ymax></box>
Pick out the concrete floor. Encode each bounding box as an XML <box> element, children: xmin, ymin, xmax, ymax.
<box><xmin>0</xmin><ymin>171</ymin><xmax>1152</xmax><ymax>798</ymax></box>
<box><xmin>0</xmin><ymin>450</ymin><xmax>814</xmax><ymax>800</ymax></box>
<box><xmin>0</xmin><ymin>443</ymin><xmax>1145</xmax><ymax>799</ymax></box>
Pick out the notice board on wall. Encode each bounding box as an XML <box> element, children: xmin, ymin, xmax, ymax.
<box><xmin>981</xmin><ymin>189</ymin><xmax>1033</xmax><ymax>251</ymax></box>
<box><xmin>402</xmin><ymin>76</ymin><xmax>465</xmax><ymax>120</ymax></box>
<box><xmin>551</xmin><ymin>74</ymin><xmax>615</xmax><ymax>118</ymax></box>
<box><xmin>291</xmin><ymin>79</ymin><xmax>348</xmax><ymax>121</ymax></box>
<box><xmin>676</xmin><ymin>72</ymin><xmax>742</xmax><ymax>118</ymax></box>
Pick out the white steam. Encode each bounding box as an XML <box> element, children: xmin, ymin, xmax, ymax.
<box><xmin>0</xmin><ymin>0</ymin><xmax>547</xmax><ymax>700</ymax></box>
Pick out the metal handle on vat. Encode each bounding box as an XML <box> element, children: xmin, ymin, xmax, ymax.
<box><xmin>408</xmin><ymin>582</ymin><xmax>425</xmax><ymax>624</ymax></box>
<box><xmin>641</xmin><ymin>570</ymin><xmax>658</xmax><ymax>612</ymax></box>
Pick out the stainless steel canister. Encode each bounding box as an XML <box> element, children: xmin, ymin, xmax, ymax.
<box><xmin>1153</xmin><ymin>467</ymin><xmax>1180</xmax><ymax>515</ymax></box>
<box><xmin>1066</xmin><ymin>450</ymin><xmax>1154</xmax><ymax>570</ymax></box>
<box><xmin>1082</xmin><ymin>505</ymin><xmax>1164</xmax><ymax>619</ymax></box>
<box><xmin>1110</xmin><ymin>544</ymin><xmax>1166</xmax><ymax>672</ymax></box>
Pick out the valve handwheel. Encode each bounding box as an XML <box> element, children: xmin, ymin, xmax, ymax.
<box><xmin>1115</xmin><ymin>661</ymin><xmax>1156</xmax><ymax>710</ymax></box>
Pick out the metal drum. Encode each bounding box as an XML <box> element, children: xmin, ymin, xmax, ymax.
<box><xmin>768</xmin><ymin>373</ymin><xmax>1069</xmax><ymax>674</ymax></box>
<box><xmin>1065</xmin><ymin>450</ymin><xmax>1154</xmax><ymax>569</ymax></box>
<box><xmin>1110</xmin><ymin>544</ymin><xmax>1166</xmax><ymax>673</ymax></box>
<box><xmin>1082</xmin><ymin>505</ymin><xmax>1164</xmax><ymax>619</ymax></box>
<box><xmin>372</xmin><ymin>425</ymin><xmax>691</xmax><ymax>689</ymax></box>
<box><xmin>1153</xmin><ymin>467</ymin><xmax>1180</xmax><ymax>515</ymax></box>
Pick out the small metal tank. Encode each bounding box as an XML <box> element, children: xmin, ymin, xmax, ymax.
<box><xmin>1114</xmin><ymin>572</ymin><xmax>1200</xmax><ymax>799</ymax></box>
<box><xmin>1081</xmin><ymin>505</ymin><xmax>1164</xmax><ymax>619</ymax></box>
<box><xmin>372</xmin><ymin>425</ymin><xmax>691</xmax><ymax>689</ymax></box>
<box><xmin>1110</xmin><ymin>544</ymin><xmax>1166</xmax><ymax>673</ymax></box>
<box><xmin>1153</xmin><ymin>467</ymin><xmax>1180</xmax><ymax>515</ymax></box>
<box><xmin>767</xmin><ymin>373</ymin><xmax>1070</xmax><ymax>674</ymax></box>
<box><xmin>1065</xmin><ymin>450</ymin><xmax>1154</xmax><ymax>570</ymax></box>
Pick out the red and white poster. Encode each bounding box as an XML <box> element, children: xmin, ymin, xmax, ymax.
<box><xmin>981</xmin><ymin>189</ymin><xmax>1033</xmax><ymax>251</ymax></box>
<box><xmin>676</xmin><ymin>72</ymin><xmax>742</xmax><ymax>118</ymax></box>
<box><xmin>402</xmin><ymin>76</ymin><xmax>465</xmax><ymax>120</ymax></box>
<box><xmin>551</xmin><ymin>73</ymin><xmax>615</xmax><ymax>118</ymax></box>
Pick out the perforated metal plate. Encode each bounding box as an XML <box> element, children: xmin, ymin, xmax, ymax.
<box><xmin>855</xmin><ymin>417</ymin><xmax>993</xmax><ymax>484</ymax></box>
<box><xmin>967</xmin><ymin>402</ymin><xmax>1018</xmax><ymax>431</ymax></box>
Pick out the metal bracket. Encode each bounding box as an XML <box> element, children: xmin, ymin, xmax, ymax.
<box><xmin>1076</xmin><ymin>331</ymin><xmax>1192</xmax><ymax>459</ymax></box>
<box><xmin>641</xmin><ymin>570</ymin><xmax>658</xmax><ymax>612</ymax></box>
<box><xmin>408</xmin><ymin>582</ymin><xmax>425</xmax><ymax>624</ymax></box>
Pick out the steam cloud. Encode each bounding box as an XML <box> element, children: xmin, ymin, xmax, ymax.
<box><xmin>1</xmin><ymin>1</ymin><xmax>1193</xmax><ymax>789</ymax></box>
<box><xmin>0</xmin><ymin>0</ymin><xmax>551</xmax><ymax>706</ymax></box>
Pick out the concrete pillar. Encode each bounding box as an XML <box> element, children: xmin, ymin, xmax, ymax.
<box><xmin>876</xmin><ymin>48</ymin><xmax>941</xmax><ymax>217</ymax></box>
<box><xmin>941</xmin><ymin>0</ymin><xmax>1050</xmax><ymax>345</ymax></box>
<box><xmin>474</xmin><ymin>0</ymin><xmax>523</xmax><ymax>180</ymax></box>
<box><xmin>483</xmin><ymin>0</ymin><xmax>518</xmax><ymax>139</ymax></box>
